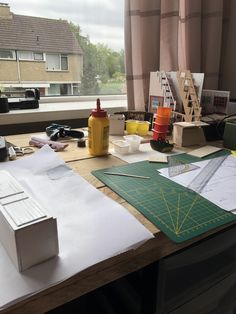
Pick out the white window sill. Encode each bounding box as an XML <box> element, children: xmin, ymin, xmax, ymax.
<box><xmin>0</xmin><ymin>95</ymin><xmax>127</xmax><ymax>125</ymax></box>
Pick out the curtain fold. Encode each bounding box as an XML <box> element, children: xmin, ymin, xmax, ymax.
<box><xmin>125</xmin><ymin>0</ymin><xmax>226</xmax><ymax>111</ymax></box>
<box><xmin>124</xmin><ymin>0</ymin><xmax>161</xmax><ymax>110</ymax></box>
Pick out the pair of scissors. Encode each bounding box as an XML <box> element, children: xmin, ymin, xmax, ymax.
<box><xmin>12</xmin><ymin>146</ymin><xmax>34</xmax><ymax>156</ymax></box>
<box><xmin>7</xmin><ymin>142</ymin><xmax>34</xmax><ymax>160</ymax></box>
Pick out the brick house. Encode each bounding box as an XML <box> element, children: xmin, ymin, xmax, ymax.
<box><xmin>0</xmin><ymin>3</ymin><xmax>83</xmax><ymax>96</ymax></box>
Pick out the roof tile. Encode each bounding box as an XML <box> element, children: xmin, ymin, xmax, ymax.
<box><xmin>0</xmin><ymin>14</ymin><xmax>83</xmax><ymax>54</ymax></box>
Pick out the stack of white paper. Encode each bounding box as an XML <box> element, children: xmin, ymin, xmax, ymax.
<box><xmin>0</xmin><ymin>145</ymin><xmax>153</xmax><ymax>310</ymax></box>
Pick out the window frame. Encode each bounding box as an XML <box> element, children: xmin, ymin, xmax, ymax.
<box><xmin>18</xmin><ymin>51</ymin><xmax>45</xmax><ymax>61</ymax></box>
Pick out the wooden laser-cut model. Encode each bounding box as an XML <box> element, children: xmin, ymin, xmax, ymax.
<box><xmin>176</xmin><ymin>70</ymin><xmax>202</xmax><ymax>122</ymax></box>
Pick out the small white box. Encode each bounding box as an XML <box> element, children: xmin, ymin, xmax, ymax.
<box><xmin>123</xmin><ymin>135</ymin><xmax>143</xmax><ymax>152</ymax></box>
<box><xmin>109</xmin><ymin>114</ymin><xmax>125</xmax><ymax>135</ymax></box>
<box><xmin>0</xmin><ymin>170</ymin><xmax>59</xmax><ymax>272</ymax></box>
<box><xmin>113</xmin><ymin>140</ymin><xmax>130</xmax><ymax>154</ymax></box>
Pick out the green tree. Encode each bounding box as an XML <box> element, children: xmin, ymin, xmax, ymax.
<box><xmin>80</xmin><ymin>41</ymin><xmax>99</xmax><ymax>95</ymax></box>
<box><xmin>118</xmin><ymin>49</ymin><xmax>125</xmax><ymax>74</ymax></box>
<box><xmin>95</xmin><ymin>44</ymin><xmax>123</xmax><ymax>80</ymax></box>
<box><xmin>70</xmin><ymin>23</ymin><xmax>98</xmax><ymax>95</ymax></box>
<box><xmin>69</xmin><ymin>22</ymin><xmax>125</xmax><ymax>95</ymax></box>
<box><xmin>95</xmin><ymin>44</ymin><xmax>109</xmax><ymax>83</ymax></box>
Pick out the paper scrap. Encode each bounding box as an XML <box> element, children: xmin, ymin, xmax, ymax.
<box><xmin>149</xmin><ymin>155</ymin><xmax>168</xmax><ymax>163</ymax></box>
<box><xmin>188</xmin><ymin>145</ymin><xmax>222</xmax><ymax>158</ymax></box>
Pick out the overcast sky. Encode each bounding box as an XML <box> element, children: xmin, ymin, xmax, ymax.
<box><xmin>9</xmin><ymin>0</ymin><xmax>124</xmax><ymax>51</ymax></box>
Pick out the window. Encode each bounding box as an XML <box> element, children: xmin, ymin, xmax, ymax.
<box><xmin>48</xmin><ymin>84</ymin><xmax>60</xmax><ymax>95</ymax></box>
<box><xmin>18</xmin><ymin>51</ymin><xmax>33</xmax><ymax>60</ymax></box>
<box><xmin>61</xmin><ymin>55</ymin><xmax>68</xmax><ymax>70</ymax></box>
<box><xmin>46</xmin><ymin>54</ymin><xmax>68</xmax><ymax>71</ymax></box>
<box><xmin>0</xmin><ymin>3</ymin><xmax>125</xmax><ymax>98</ymax></box>
<box><xmin>34</xmin><ymin>52</ymin><xmax>44</xmax><ymax>61</ymax></box>
<box><xmin>0</xmin><ymin>50</ymin><xmax>16</xmax><ymax>59</ymax></box>
<box><xmin>18</xmin><ymin>51</ymin><xmax>44</xmax><ymax>61</ymax></box>
<box><xmin>46</xmin><ymin>54</ymin><xmax>60</xmax><ymax>70</ymax></box>
<box><xmin>72</xmin><ymin>83</ymin><xmax>79</xmax><ymax>95</ymax></box>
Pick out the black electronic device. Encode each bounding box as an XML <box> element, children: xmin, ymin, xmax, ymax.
<box><xmin>8</xmin><ymin>99</ymin><xmax>39</xmax><ymax>110</ymax></box>
<box><xmin>0</xmin><ymin>136</ymin><xmax>8</xmax><ymax>161</ymax></box>
<box><xmin>46</xmin><ymin>124</ymin><xmax>84</xmax><ymax>141</ymax></box>
<box><xmin>3</xmin><ymin>89</ymin><xmax>40</xmax><ymax>110</ymax></box>
<box><xmin>0</xmin><ymin>97</ymin><xmax>9</xmax><ymax>113</ymax></box>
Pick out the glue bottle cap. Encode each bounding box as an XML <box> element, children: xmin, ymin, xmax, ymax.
<box><xmin>91</xmin><ymin>98</ymin><xmax>107</xmax><ymax>117</ymax></box>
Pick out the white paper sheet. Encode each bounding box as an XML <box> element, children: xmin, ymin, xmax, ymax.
<box><xmin>0</xmin><ymin>145</ymin><xmax>154</xmax><ymax>309</ymax></box>
<box><xmin>110</xmin><ymin>142</ymin><xmax>182</xmax><ymax>163</ymax></box>
<box><xmin>159</xmin><ymin>155</ymin><xmax>236</xmax><ymax>213</ymax></box>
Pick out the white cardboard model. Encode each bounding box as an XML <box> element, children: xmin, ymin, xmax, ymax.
<box><xmin>173</xmin><ymin>121</ymin><xmax>207</xmax><ymax>147</ymax></box>
<box><xmin>109</xmin><ymin>114</ymin><xmax>125</xmax><ymax>135</ymax></box>
<box><xmin>0</xmin><ymin>170</ymin><xmax>59</xmax><ymax>272</ymax></box>
<box><xmin>148</xmin><ymin>71</ymin><xmax>176</xmax><ymax>113</ymax></box>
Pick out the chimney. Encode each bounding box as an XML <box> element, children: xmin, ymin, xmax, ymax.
<box><xmin>0</xmin><ymin>3</ymin><xmax>12</xmax><ymax>19</ymax></box>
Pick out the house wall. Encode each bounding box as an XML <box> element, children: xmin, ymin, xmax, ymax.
<box><xmin>0</xmin><ymin>4</ymin><xmax>12</xmax><ymax>19</ymax></box>
<box><xmin>0</xmin><ymin>60</ymin><xmax>18</xmax><ymax>81</ymax></box>
<box><xmin>0</xmin><ymin>54</ymin><xmax>82</xmax><ymax>84</ymax></box>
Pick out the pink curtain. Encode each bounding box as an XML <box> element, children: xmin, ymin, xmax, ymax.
<box><xmin>125</xmin><ymin>0</ymin><xmax>229</xmax><ymax>111</ymax></box>
<box><xmin>125</xmin><ymin>0</ymin><xmax>161</xmax><ymax>111</ymax></box>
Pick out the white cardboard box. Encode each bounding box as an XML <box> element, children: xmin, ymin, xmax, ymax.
<box><xmin>109</xmin><ymin>114</ymin><xmax>125</xmax><ymax>135</ymax></box>
<box><xmin>0</xmin><ymin>170</ymin><xmax>59</xmax><ymax>272</ymax></box>
<box><xmin>173</xmin><ymin>122</ymin><xmax>207</xmax><ymax>147</ymax></box>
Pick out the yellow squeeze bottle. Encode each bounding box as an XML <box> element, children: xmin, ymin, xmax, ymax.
<box><xmin>88</xmin><ymin>98</ymin><xmax>109</xmax><ymax>156</ymax></box>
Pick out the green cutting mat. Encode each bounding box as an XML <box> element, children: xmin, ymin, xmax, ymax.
<box><xmin>92</xmin><ymin>150</ymin><xmax>236</xmax><ymax>243</ymax></box>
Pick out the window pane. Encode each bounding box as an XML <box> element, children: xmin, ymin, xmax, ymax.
<box><xmin>46</xmin><ymin>54</ymin><xmax>60</xmax><ymax>70</ymax></box>
<box><xmin>18</xmin><ymin>51</ymin><xmax>33</xmax><ymax>60</ymax></box>
<box><xmin>61</xmin><ymin>55</ymin><xmax>68</xmax><ymax>70</ymax></box>
<box><xmin>48</xmin><ymin>84</ymin><xmax>60</xmax><ymax>95</ymax></box>
<box><xmin>34</xmin><ymin>52</ymin><xmax>44</xmax><ymax>61</ymax></box>
<box><xmin>72</xmin><ymin>83</ymin><xmax>79</xmax><ymax>95</ymax></box>
<box><xmin>0</xmin><ymin>50</ymin><xmax>15</xmax><ymax>59</ymax></box>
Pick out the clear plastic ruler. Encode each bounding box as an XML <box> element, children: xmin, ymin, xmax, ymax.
<box><xmin>167</xmin><ymin>156</ymin><xmax>200</xmax><ymax>177</ymax></box>
<box><xmin>188</xmin><ymin>155</ymin><xmax>227</xmax><ymax>193</ymax></box>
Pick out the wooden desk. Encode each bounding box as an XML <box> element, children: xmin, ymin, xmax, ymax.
<box><xmin>1</xmin><ymin>133</ymin><xmax>236</xmax><ymax>314</ymax></box>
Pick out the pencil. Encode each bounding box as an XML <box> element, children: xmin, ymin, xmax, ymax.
<box><xmin>103</xmin><ymin>172</ymin><xmax>150</xmax><ymax>179</ymax></box>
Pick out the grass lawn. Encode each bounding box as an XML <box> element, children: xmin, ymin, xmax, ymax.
<box><xmin>98</xmin><ymin>82</ymin><xmax>126</xmax><ymax>94</ymax></box>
